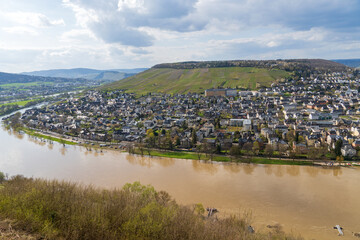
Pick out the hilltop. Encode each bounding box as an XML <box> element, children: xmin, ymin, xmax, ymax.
<box><xmin>99</xmin><ymin>59</ymin><xmax>347</xmax><ymax>95</ymax></box>
<box><xmin>21</xmin><ymin>68</ymin><xmax>147</xmax><ymax>81</ymax></box>
<box><xmin>153</xmin><ymin>59</ymin><xmax>348</xmax><ymax>72</ymax></box>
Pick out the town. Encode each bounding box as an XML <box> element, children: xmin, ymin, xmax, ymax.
<box><xmin>13</xmin><ymin>69</ymin><xmax>360</xmax><ymax>161</ymax></box>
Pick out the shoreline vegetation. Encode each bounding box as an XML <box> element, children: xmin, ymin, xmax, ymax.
<box><xmin>130</xmin><ymin>148</ymin><xmax>315</xmax><ymax>166</ymax></box>
<box><xmin>2</xmin><ymin>112</ymin><xmax>358</xmax><ymax>167</ymax></box>
<box><xmin>0</xmin><ymin>98</ymin><xmax>45</xmax><ymax>117</ymax></box>
<box><xmin>0</xmin><ymin>175</ymin><xmax>303</xmax><ymax>240</ymax></box>
<box><xmin>2</xmin><ymin>122</ymin><xmax>319</xmax><ymax>166</ymax></box>
<box><xmin>4</xmin><ymin>123</ymin><xmax>359</xmax><ymax>167</ymax></box>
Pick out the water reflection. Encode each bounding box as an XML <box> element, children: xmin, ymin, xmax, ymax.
<box><xmin>13</xmin><ymin>131</ymin><xmax>24</xmax><ymax>140</ymax></box>
<box><xmin>47</xmin><ymin>143</ymin><xmax>54</xmax><ymax>150</ymax></box>
<box><xmin>59</xmin><ymin>146</ymin><xmax>67</xmax><ymax>156</ymax></box>
<box><xmin>242</xmin><ymin>164</ymin><xmax>256</xmax><ymax>175</ymax></box>
<box><xmin>285</xmin><ymin>165</ymin><xmax>300</xmax><ymax>177</ymax></box>
<box><xmin>27</xmin><ymin>136</ymin><xmax>46</xmax><ymax>147</ymax></box>
<box><xmin>192</xmin><ymin>160</ymin><xmax>218</xmax><ymax>175</ymax></box>
<box><xmin>223</xmin><ymin>163</ymin><xmax>242</xmax><ymax>174</ymax></box>
<box><xmin>126</xmin><ymin>154</ymin><xmax>153</xmax><ymax>168</ymax></box>
<box><xmin>332</xmin><ymin>167</ymin><xmax>342</xmax><ymax>176</ymax></box>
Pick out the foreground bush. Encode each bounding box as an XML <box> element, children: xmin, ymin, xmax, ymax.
<box><xmin>0</xmin><ymin>176</ymin><xmax>303</xmax><ymax>240</ymax></box>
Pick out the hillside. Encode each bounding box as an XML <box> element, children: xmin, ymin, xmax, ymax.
<box><xmin>100</xmin><ymin>67</ymin><xmax>290</xmax><ymax>94</ymax></box>
<box><xmin>0</xmin><ymin>71</ymin><xmax>81</xmax><ymax>84</ymax></box>
<box><xmin>154</xmin><ymin>59</ymin><xmax>348</xmax><ymax>72</ymax></box>
<box><xmin>21</xmin><ymin>68</ymin><xmax>147</xmax><ymax>81</ymax></box>
<box><xmin>99</xmin><ymin>59</ymin><xmax>349</xmax><ymax>95</ymax></box>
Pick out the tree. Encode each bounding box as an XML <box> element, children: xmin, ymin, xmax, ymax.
<box><xmin>289</xmin><ymin>150</ymin><xmax>296</xmax><ymax>161</ymax></box>
<box><xmin>145</xmin><ymin>129</ymin><xmax>156</xmax><ymax>148</ymax></box>
<box><xmin>286</xmin><ymin>130</ymin><xmax>296</xmax><ymax>144</ymax></box>
<box><xmin>216</xmin><ymin>144</ymin><xmax>222</xmax><ymax>154</ymax></box>
<box><xmin>195</xmin><ymin>144</ymin><xmax>203</xmax><ymax>160</ymax></box>
<box><xmin>229</xmin><ymin>145</ymin><xmax>241</xmax><ymax>158</ymax></box>
<box><xmin>137</xmin><ymin>143</ymin><xmax>145</xmax><ymax>155</ymax></box>
<box><xmin>264</xmin><ymin>144</ymin><xmax>274</xmax><ymax>157</ymax></box>
<box><xmin>334</xmin><ymin>139</ymin><xmax>343</xmax><ymax>157</ymax></box>
<box><xmin>181</xmin><ymin>120</ymin><xmax>188</xmax><ymax>130</ymax></box>
<box><xmin>175</xmin><ymin>136</ymin><xmax>180</xmax><ymax>146</ymax></box>
<box><xmin>191</xmin><ymin>129</ymin><xmax>197</xmax><ymax>145</ymax></box>
<box><xmin>242</xmin><ymin>142</ymin><xmax>253</xmax><ymax>154</ymax></box>
<box><xmin>307</xmin><ymin>147</ymin><xmax>320</xmax><ymax>160</ymax></box>
<box><xmin>252</xmin><ymin>141</ymin><xmax>260</xmax><ymax>155</ymax></box>
<box><xmin>167</xmin><ymin>139</ymin><xmax>173</xmax><ymax>150</ymax></box>
<box><xmin>336</xmin><ymin>155</ymin><xmax>344</xmax><ymax>162</ymax></box>
<box><xmin>0</xmin><ymin>171</ymin><xmax>5</xmax><ymax>183</ymax></box>
<box><xmin>234</xmin><ymin>131</ymin><xmax>240</xmax><ymax>140</ymax></box>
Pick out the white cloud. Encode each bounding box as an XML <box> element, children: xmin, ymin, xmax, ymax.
<box><xmin>60</xmin><ymin>29</ymin><xmax>96</xmax><ymax>42</ymax></box>
<box><xmin>3</xmin><ymin>11</ymin><xmax>65</xmax><ymax>28</ymax></box>
<box><xmin>118</xmin><ymin>0</ymin><xmax>146</xmax><ymax>13</ymax></box>
<box><xmin>1</xmin><ymin>0</ymin><xmax>360</xmax><ymax>72</ymax></box>
<box><xmin>2</xmin><ymin>26</ymin><xmax>38</xmax><ymax>36</ymax></box>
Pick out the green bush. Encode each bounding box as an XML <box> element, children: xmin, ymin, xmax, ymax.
<box><xmin>0</xmin><ymin>177</ymin><xmax>303</xmax><ymax>240</ymax></box>
<box><xmin>0</xmin><ymin>171</ymin><xmax>5</xmax><ymax>183</ymax></box>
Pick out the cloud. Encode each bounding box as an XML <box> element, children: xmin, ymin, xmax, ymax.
<box><xmin>3</xmin><ymin>11</ymin><xmax>65</xmax><ymax>28</ymax></box>
<box><xmin>2</xmin><ymin>26</ymin><xmax>38</xmax><ymax>36</ymax></box>
<box><xmin>63</xmin><ymin>0</ymin><xmax>360</xmax><ymax>49</ymax></box>
<box><xmin>89</xmin><ymin>18</ymin><xmax>154</xmax><ymax>47</ymax></box>
<box><xmin>195</xmin><ymin>0</ymin><xmax>360</xmax><ymax>30</ymax></box>
<box><xmin>61</xmin><ymin>29</ymin><xmax>95</xmax><ymax>43</ymax></box>
<box><xmin>63</xmin><ymin>0</ymin><xmax>201</xmax><ymax>46</ymax></box>
<box><xmin>2</xmin><ymin>0</ymin><xmax>360</xmax><ymax>72</ymax></box>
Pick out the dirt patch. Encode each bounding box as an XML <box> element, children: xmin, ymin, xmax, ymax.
<box><xmin>0</xmin><ymin>219</ymin><xmax>42</xmax><ymax>240</ymax></box>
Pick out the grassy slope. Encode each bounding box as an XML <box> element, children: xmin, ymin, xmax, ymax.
<box><xmin>133</xmin><ymin>149</ymin><xmax>314</xmax><ymax>166</ymax></box>
<box><xmin>100</xmin><ymin>67</ymin><xmax>290</xmax><ymax>95</ymax></box>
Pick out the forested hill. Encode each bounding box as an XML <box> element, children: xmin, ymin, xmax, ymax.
<box><xmin>22</xmin><ymin>68</ymin><xmax>148</xmax><ymax>81</ymax></box>
<box><xmin>153</xmin><ymin>59</ymin><xmax>348</xmax><ymax>72</ymax></box>
<box><xmin>0</xmin><ymin>71</ymin><xmax>81</xmax><ymax>84</ymax></box>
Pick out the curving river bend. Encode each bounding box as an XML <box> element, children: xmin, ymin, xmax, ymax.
<box><xmin>1</xmin><ymin>111</ymin><xmax>360</xmax><ymax>240</ymax></box>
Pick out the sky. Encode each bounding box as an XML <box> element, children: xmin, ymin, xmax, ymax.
<box><xmin>0</xmin><ymin>0</ymin><xmax>360</xmax><ymax>73</ymax></box>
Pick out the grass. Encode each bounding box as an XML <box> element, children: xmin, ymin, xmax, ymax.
<box><xmin>0</xmin><ymin>176</ymin><xmax>303</xmax><ymax>240</ymax></box>
<box><xmin>100</xmin><ymin>67</ymin><xmax>291</xmax><ymax>95</ymax></box>
<box><xmin>0</xmin><ymin>82</ymin><xmax>54</xmax><ymax>88</ymax></box>
<box><xmin>0</xmin><ymin>98</ymin><xmax>44</xmax><ymax>107</ymax></box>
<box><xmin>246</xmin><ymin>158</ymin><xmax>313</xmax><ymax>166</ymax></box>
<box><xmin>21</xmin><ymin>128</ymin><xmax>77</xmax><ymax>145</ymax></box>
<box><xmin>133</xmin><ymin>149</ymin><xmax>314</xmax><ymax>166</ymax></box>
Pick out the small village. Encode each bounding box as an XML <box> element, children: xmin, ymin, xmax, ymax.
<box><xmin>16</xmin><ymin>69</ymin><xmax>360</xmax><ymax>161</ymax></box>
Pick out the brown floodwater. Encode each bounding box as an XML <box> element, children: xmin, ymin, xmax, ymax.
<box><xmin>1</xmin><ymin>127</ymin><xmax>360</xmax><ymax>239</ymax></box>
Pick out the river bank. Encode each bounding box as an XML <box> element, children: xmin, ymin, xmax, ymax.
<box><xmin>11</xmin><ymin>125</ymin><xmax>360</xmax><ymax>167</ymax></box>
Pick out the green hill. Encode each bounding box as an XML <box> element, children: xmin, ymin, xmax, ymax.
<box><xmin>100</xmin><ymin>67</ymin><xmax>290</xmax><ymax>95</ymax></box>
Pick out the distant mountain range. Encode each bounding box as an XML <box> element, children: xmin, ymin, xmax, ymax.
<box><xmin>332</xmin><ymin>59</ymin><xmax>360</xmax><ymax>68</ymax></box>
<box><xmin>21</xmin><ymin>68</ymin><xmax>148</xmax><ymax>81</ymax></box>
<box><xmin>0</xmin><ymin>71</ymin><xmax>77</xmax><ymax>84</ymax></box>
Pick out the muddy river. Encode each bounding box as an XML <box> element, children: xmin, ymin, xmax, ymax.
<box><xmin>0</xmin><ymin>120</ymin><xmax>359</xmax><ymax>239</ymax></box>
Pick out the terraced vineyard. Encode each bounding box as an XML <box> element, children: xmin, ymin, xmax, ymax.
<box><xmin>100</xmin><ymin>67</ymin><xmax>291</xmax><ymax>95</ymax></box>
